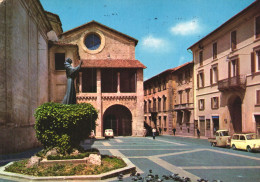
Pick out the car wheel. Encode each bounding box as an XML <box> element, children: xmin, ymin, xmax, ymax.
<box><xmin>247</xmin><ymin>146</ymin><xmax>252</xmax><ymax>152</ymax></box>
<box><xmin>232</xmin><ymin>144</ymin><xmax>236</xmax><ymax>150</ymax></box>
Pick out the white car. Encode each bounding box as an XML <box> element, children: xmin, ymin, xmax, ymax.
<box><xmin>104</xmin><ymin>129</ymin><xmax>114</xmax><ymax>139</ymax></box>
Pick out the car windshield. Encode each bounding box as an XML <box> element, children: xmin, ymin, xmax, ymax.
<box><xmin>246</xmin><ymin>134</ymin><xmax>256</xmax><ymax>140</ymax></box>
<box><xmin>220</xmin><ymin>131</ymin><xmax>229</xmax><ymax>136</ymax></box>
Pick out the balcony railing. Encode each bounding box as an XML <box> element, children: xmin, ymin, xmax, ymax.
<box><xmin>174</xmin><ymin>103</ymin><xmax>194</xmax><ymax>110</ymax></box>
<box><xmin>218</xmin><ymin>75</ymin><xmax>246</xmax><ymax>91</ymax></box>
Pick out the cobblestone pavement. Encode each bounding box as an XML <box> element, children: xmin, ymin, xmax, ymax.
<box><xmin>0</xmin><ymin>135</ymin><xmax>260</xmax><ymax>182</ymax></box>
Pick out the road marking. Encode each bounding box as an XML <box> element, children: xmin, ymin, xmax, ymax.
<box><xmin>180</xmin><ymin>166</ymin><xmax>260</xmax><ymax>169</ymax></box>
<box><xmin>115</xmin><ymin>139</ymin><xmax>123</xmax><ymax>143</ymax></box>
<box><xmin>149</xmin><ymin>157</ymin><xmax>200</xmax><ymax>181</ymax></box>
<box><xmin>129</xmin><ymin>149</ymin><xmax>205</xmax><ymax>158</ymax></box>
<box><xmin>146</xmin><ymin>138</ymin><xmax>186</xmax><ymax>146</ymax></box>
<box><xmin>101</xmin><ymin>149</ymin><xmax>189</xmax><ymax>151</ymax></box>
<box><xmin>109</xmin><ymin>149</ymin><xmax>144</xmax><ymax>174</ymax></box>
<box><xmin>102</xmin><ymin>142</ymin><xmax>111</xmax><ymax>146</ymax></box>
<box><xmin>205</xmin><ymin>149</ymin><xmax>260</xmax><ymax>161</ymax></box>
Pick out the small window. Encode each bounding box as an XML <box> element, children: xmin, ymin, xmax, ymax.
<box><xmin>240</xmin><ymin>135</ymin><xmax>245</xmax><ymax>140</ymax></box>
<box><xmin>158</xmin><ymin>81</ymin><xmax>161</xmax><ymax>92</ymax></box>
<box><xmin>211</xmin><ymin>97</ymin><xmax>219</xmax><ymax>109</ymax></box>
<box><xmin>163</xmin><ymin>81</ymin><xmax>166</xmax><ymax>90</ymax></box>
<box><xmin>199</xmin><ymin>51</ymin><xmax>203</xmax><ymax>66</ymax></box>
<box><xmin>186</xmin><ymin>89</ymin><xmax>190</xmax><ymax>103</ymax></box>
<box><xmin>163</xmin><ymin>96</ymin><xmax>167</xmax><ymax>111</ymax></box>
<box><xmin>179</xmin><ymin>91</ymin><xmax>183</xmax><ymax>104</ymax></box>
<box><xmin>231</xmin><ymin>31</ymin><xmax>237</xmax><ymax>51</ymax></box>
<box><xmin>233</xmin><ymin>135</ymin><xmax>239</xmax><ymax>140</ymax></box>
<box><xmin>256</xmin><ymin>90</ymin><xmax>260</xmax><ymax>105</ymax></box>
<box><xmin>213</xmin><ymin>42</ymin><xmax>217</xmax><ymax>59</ymax></box>
<box><xmin>256</xmin><ymin>15</ymin><xmax>260</xmax><ymax>39</ymax></box>
<box><xmin>178</xmin><ymin>74</ymin><xmax>182</xmax><ymax>85</ymax></box>
<box><xmin>197</xmin><ymin>71</ymin><xmax>204</xmax><ymax>88</ymax></box>
<box><xmin>210</xmin><ymin>65</ymin><xmax>218</xmax><ymax>85</ymax></box>
<box><xmin>199</xmin><ymin>99</ymin><xmax>205</xmax><ymax>110</ymax></box>
<box><xmin>55</xmin><ymin>53</ymin><xmax>65</xmax><ymax>70</ymax></box>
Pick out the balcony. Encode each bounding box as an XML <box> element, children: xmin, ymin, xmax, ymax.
<box><xmin>218</xmin><ymin>75</ymin><xmax>246</xmax><ymax>92</ymax></box>
<box><xmin>174</xmin><ymin>103</ymin><xmax>194</xmax><ymax>110</ymax></box>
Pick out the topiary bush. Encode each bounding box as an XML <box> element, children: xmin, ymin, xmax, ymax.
<box><xmin>34</xmin><ymin>102</ymin><xmax>98</xmax><ymax>155</ymax></box>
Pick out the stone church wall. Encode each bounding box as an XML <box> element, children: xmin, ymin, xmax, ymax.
<box><xmin>0</xmin><ymin>0</ymin><xmax>51</xmax><ymax>154</ymax></box>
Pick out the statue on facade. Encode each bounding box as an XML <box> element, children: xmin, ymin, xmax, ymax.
<box><xmin>62</xmin><ymin>58</ymin><xmax>82</xmax><ymax>104</ymax></box>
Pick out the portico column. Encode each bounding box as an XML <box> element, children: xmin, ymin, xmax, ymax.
<box><xmin>133</xmin><ymin>69</ymin><xmax>144</xmax><ymax>136</ymax></box>
<box><xmin>79</xmin><ymin>72</ymin><xmax>82</xmax><ymax>93</ymax></box>
<box><xmin>96</xmin><ymin>68</ymin><xmax>102</xmax><ymax>137</ymax></box>
<box><xmin>117</xmin><ymin>72</ymin><xmax>120</xmax><ymax>93</ymax></box>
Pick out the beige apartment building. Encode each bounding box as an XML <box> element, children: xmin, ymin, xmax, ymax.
<box><xmin>174</xmin><ymin>62</ymin><xmax>194</xmax><ymax>136</ymax></box>
<box><xmin>189</xmin><ymin>0</ymin><xmax>260</xmax><ymax>137</ymax></box>
<box><xmin>144</xmin><ymin>62</ymin><xmax>193</xmax><ymax>135</ymax></box>
<box><xmin>144</xmin><ymin>68</ymin><xmax>175</xmax><ymax>135</ymax></box>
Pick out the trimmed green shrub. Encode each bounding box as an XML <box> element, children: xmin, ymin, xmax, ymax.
<box><xmin>34</xmin><ymin>102</ymin><xmax>98</xmax><ymax>155</ymax></box>
<box><xmin>47</xmin><ymin>152</ymin><xmax>98</xmax><ymax>160</ymax></box>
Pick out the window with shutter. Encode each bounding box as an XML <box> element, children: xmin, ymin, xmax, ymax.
<box><xmin>199</xmin><ymin>51</ymin><xmax>203</xmax><ymax>66</ymax></box>
<box><xmin>213</xmin><ymin>42</ymin><xmax>217</xmax><ymax>59</ymax></box>
<box><xmin>251</xmin><ymin>52</ymin><xmax>256</xmax><ymax>73</ymax></box>
<box><xmin>257</xmin><ymin>51</ymin><xmax>260</xmax><ymax>72</ymax></box>
<box><xmin>199</xmin><ymin>99</ymin><xmax>205</xmax><ymax>110</ymax></box>
<box><xmin>211</xmin><ymin>97</ymin><xmax>219</xmax><ymax>109</ymax></box>
<box><xmin>231</xmin><ymin>31</ymin><xmax>237</xmax><ymax>51</ymax></box>
<box><xmin>257</xmin><ymin>90</ymin><xmax>260</xmax><ymax>105</ymax></box>
<box><xmin>198</xmin><ymin>71</ymin><xmax>204</xmax><ymax>88</ymax></box>
<box><xmin>256</xmin><ymin>16</ymin><xmax>260</xmax><ymax>39</ymax></box>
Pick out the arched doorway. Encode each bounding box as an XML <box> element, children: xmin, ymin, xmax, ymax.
<box><xmin>228</xmin><ymin>96</ymin><xmax>242</xmax><ymax>133</ymax></box>
<box><xmin>103</xmin><ymin>105</ymin><xmax>132</xmax><ymax>136</ymax></box>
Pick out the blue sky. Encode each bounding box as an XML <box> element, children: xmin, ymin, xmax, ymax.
<box><xmin>40</xmin><ymin>0</ymin><xmax>255</xmax><ymax>80</ymax></box>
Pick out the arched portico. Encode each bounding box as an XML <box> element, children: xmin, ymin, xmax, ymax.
<box><xmin>103</xmin><ymin>104</ymin><xmax>132</xmax><ymax>136</ymax></box>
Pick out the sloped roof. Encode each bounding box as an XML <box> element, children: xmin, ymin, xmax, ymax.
<box><xmin>61</xmin><ymin>20</ymin><xmax>138</xmax><ymax>45</ymax></box>
<box><xmin>144</xmin><ymin>61</ymin><xmax>193</xmax><ymax>83</ymax></box>
<box><xmin>188</xmin><ymin>0</ymin><xmax>259</xmax><ymax>50</ymax></box>
<box><xmin>81</xmin><ymin>59</ymin><xmax>146</xmax><ymax>69</ymax></box>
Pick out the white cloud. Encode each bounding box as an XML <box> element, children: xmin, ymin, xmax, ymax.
<box><xmin>170</xmin><ymin>20</ymin><xmax>201</xmax><ymax>36</ymax></box>
<box><xmin>141</xmin><ymin>35</ymin><xmax>170</xmax><ymax>52</ymax></box>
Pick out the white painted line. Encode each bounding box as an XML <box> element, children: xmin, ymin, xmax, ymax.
<box><xmin>146</xmin><ymin>138</ymin><xmax>186</xmax><ymax>146</ymax></box>
<box><xmin>109</xmin><ymin>149</ymin><xmax>144</xmax><ymax>174</ymax></box>
<box><xmin>152</xmin><ymin>148</ymin><xmax>205</xmax><ymax>158</ymax></box>
<box><xmin>101</xmin><ymin>149</ymin><xmax>188</xmax><ymax>151</ymax></box>
<box><xmin>102</xmin><ymin>142</ymin><xmax>111</xmax><ymax>146</ymax></box>
<box><xmin>115</xmin><ymin>139</ymin><xmax>123</xmax><ymax>143</ymax></box>
<box><xmin>180</xmin><ymin>166</ymin><xmax>260</xmax><ymax>170</ymax></box>
<box><xmin>149</xmin><ymin>157</ymin><xmax>200</xmax><ymax>181</ymax></box>
<box><xmin>205</xmin><ymin>149</ymin><xmax>260</xmax><ymax>161</ymax></box>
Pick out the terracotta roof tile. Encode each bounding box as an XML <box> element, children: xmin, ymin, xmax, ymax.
<box><xmin>81</xmin><ymin>59</ymin><xmax>146</xmax><ymax>69</ymax></box>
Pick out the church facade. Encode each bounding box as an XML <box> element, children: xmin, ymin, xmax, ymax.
<box><xmin>49</xmin><ymin>21</ymin><xmax>146</xmax><ymax>138</ymax></box>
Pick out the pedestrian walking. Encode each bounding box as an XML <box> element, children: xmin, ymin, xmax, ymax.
<box><xmin>197</xmin><ymin>128</ymin><xmax>200</xmax><ymax>139</ymax></box>
<box><xmin>172</xmin><ymin>128</ymin><xmax>176</xmax><ymax>136</ymax></box>
<box><xmin>159</xmin><ymin>127</ymin><xmax>162</xmax><ymax>135</ymax></box>
<box><xmin>152</xmin><ymin>128</ymin><xmax>156</xmax><ymax>139</ymax></box>
<box><xmin>143</xmin><ymin>127</ymin><xmax>147</xmax><ymax>137</ymax></box>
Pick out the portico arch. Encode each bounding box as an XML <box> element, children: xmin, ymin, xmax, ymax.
<box><xmin>103</xmin><ymin>104</ymin><xmax>132</xmax><ymax>136</ymax></box>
